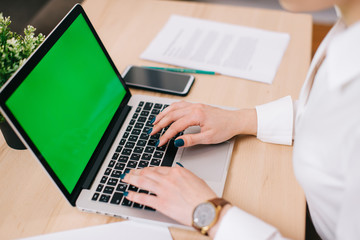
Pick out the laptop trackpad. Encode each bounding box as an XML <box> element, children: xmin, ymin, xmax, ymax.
<box><xmin>179</xmin><ymin>142</ymin><xmax>230</xmax><ymax>182</ymax></box>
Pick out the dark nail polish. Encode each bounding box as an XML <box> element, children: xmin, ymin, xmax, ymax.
<box><xmin>174</xmin><ymin>139</ymin><xmax>184</xmax><ymax>147</ymax></box>
<box><xmin>147</xmin><ymin>128</ymin><xmax>152</xmax><ymax>135</ymax></box>
<box><xmin>120</xmin><ymin>173</ymin><xmax>126</xmax><ymax>179</ymax></box>
<box><xmin>125</xmin><ymin>169</ymin><xmax>130</xmax><ymax>174</ymax></box>
<box><xmin>155</xmin><ymin>140</ymin><xmax>159</xmax><ymax>147</ymax></box>
<box><xmin>150</xmin><ymin>117</ymin><xmax>156</xmax><ymax>124</ymax></box>
<box><xmin>124</xmin><ymin>191</ymin><xmax>129</xmax><ymax>197</ymax></box>
<box><xmin>176</xmin><ymin>162</ymin><xmax>184</xmax><ymax>168</ymax></box>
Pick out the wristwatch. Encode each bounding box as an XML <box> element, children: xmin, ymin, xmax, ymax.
<box><xmin>192</xmin><ymin>198</ymin><xmax>230</xmax><ymax>236</ymax></box>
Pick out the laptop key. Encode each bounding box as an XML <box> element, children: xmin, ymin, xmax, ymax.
<box><xmin>122</xmin><ymin>148</ymin><xmax>132</xmax><ymax>155</ymax></box>
<box><xmin>119</xmin><ymin>138</ymin><xmax>126</xmax><ymax>145</ymax></box>
<box><xmin>134</xmin><ymin>146</ymin><xmax>144</xmax><ymax>154</ymax></box>
<box><xmin>100</xmin><ymin>176</ymin><xmax>108</xmax><ymax>184</ymax></box>
<box><xmin>144</xmin><ymin>206</ymin><xmax>156</xmax><ymax>211</ymax></box>
<box><xmin>138</xmin><ymin>116</ymin><xmax>147</xmax><ymax>122</ymax></box>
<box><xmin>145</xmin><ymin>146</ymin><xmax>155</xmax><ymax>153</ymax></box>
<box><xmin>128</xmin><ymin>135</ymin><xmax>138</xmax><ymax>142</ymax></box>
<box><xmin>134</xmin><ymin>123</ymin><xmax>144</xmax><ymax>129</ymax></box>
<box><xmin>111</xmin><ymin>170</ymin><xmax>122</xmax><ymax>178</ymax></box>
<box><xmin>150</xmin><ymin>158</ymin><xmax>161</xmax><ymax>166</ymax></box>
<box><xmin>140</xmin><ymin>111</ymin><xmax>149</xmax><ymax>117</ymax></box>
<box><xmin>116</xmin><ymin>183</ymin><xmax>127</xmax><ymax>192</ymax></box>
<box><xmin>138</xmin><ymin>160</ymin><xmax>149</xmax><ymax>168</ymax></box>
<box><xmin>96</xmin><ymin>184</ymin><xmax>104</xmax><ymax>192</ymax></box>
<box><xmin>112</xmin><ymin>153</ymin><xmax>119</xmax><ymax>160</ymax></box>
<box><xmin>161</xmin><ymin>139</ymin><xmax>177</xmax><ymax>167</ymax></box>
<box><xmin>107</xmin><ymin>178</ymin><xmax>118</xmax><ymax>186</ymax></box>
<box><xmin>136</xmin><ymin>140</ymin><xmax>146</xmax><ymax>146</ymax></box>
<box><xmin>103</xmin><ymin>186</ymin><xmax>114</xmax><ymax>194</ymax></box>
<box><xmin>128</xmin><ymin>185</ymin><xmax>138</xmax><ymax>192</ymax></box>
<box><xmin>139</xmin><ymin>189</ymin><xmax>149</xmax><ymax>194</ymax></box>
<box><xmin>140</xmin><ymin>133</ymin><xmax>149</xmax><ymax>140</ymax></box>
<box><xmin>127</xmin><ymin>160</ymin><xmax>138</xmax><ymax>168</ymax></box>
<box><xmin>135</xmin><ymin>107</ymin><xmax>141</xmax><ymax>113</ymax></box>
<box><xmin>131</xmin><ymin>129</ymin><xmax>141</xmax><ymax>135</ymax></box>
<box><xmin>123</xmin><ymin>132</ymin><xmax>129</xmax><ymax>138</ymax></box>
<box><xmin>149</xmin><ymin>115</ymin><xmax>156</xmax><ymax>122</ymax></box>
<box><xmin>92</xmin><ymin>192</ymin><xmax>99</xmax><ymax>201</ymax></box>
<box><xmin>104</xmin><ymin>168</ymin><xmax>112</xmax><ymax>176</ymax></box>
<box><xmin>148</xmin><ymin>139</ymin><xmax>157</xmax><ymax>146</ymax></box>
<box><xmin>122</xmin><ymin>198</ymin><xmax>132</xmax><ymax>207</ymax></box>
<box><xmin>144</xmin><ymin>102</ymin><xmax>153</xmax><ymax>110</ymax></box>
<box><xmin>143</xmin><ymin>126</ymin><xmax>151</xmax><ymax>133</ymax></box>
<box><xmin>154</xmin><ymin>151</ymin><xmax>164</xmax><ymax>158</ymax></box>
<box><xmin>139</xmin><ymin>101</ymin><xmax>144</xmax><ymax>107</ymax></box>
<box><xmin>130</xmin><ymin>153</ymin><xmax>141</xmax><ymax>161</ymax></box>
<box><xmin>99</xmin><ymin>194</ymin><xmax>110</xmax><ymax>203</ymax></box>
<box><xmin>132</xmin><ymin>113</ymin><xmax>138</xmax><ymax>119</ymax></box>
<box><xmin>151</xmin><ymin>109</ymin><xmax>160</xmax><ymax>115</ymax></box>
<box><xmin>116</xmin><ymin>146</ymin><xmax>122</xmax><ymax>152</ymax></box>
<box><xmin>125</xmin><ymin>142</ymin><xmax>135</xmax><ymax>149</ymax></box>
<box><xmin>118</xmin><ymin>156</ymin><xmax>129</xmax><ymax>162</ymax></box>
<box><xmin>141</xmin><ymin>153</ymin><xmax>152</xmax><ymax>161</ymax></box>
<box><xmin>108</xmin><ymin>160</ymin><xmax>115</xmax><ymax>168</ymax></box>
<box><xmin>110</xmin><ymin>192</ymin><xmax>124</xmax><ymax>205</ymax></box>
<box><xmin>133</xmin><ymin>203</ymin><xmax>144</xmax><ymax>209</ymax></box>
<box><xmin>115</xmin><ymin>162</ymin><xmax>125</xmax><ymax>170</ymax></box>
<box><xmin>156</xmin><ymin>145</ymin><xmax>167</xmax><ymax>151</ymax></box>
<box><xmin>154</xmin><ymin>103</ymin><xmax>162</xmax><ymax>109</ymax></box>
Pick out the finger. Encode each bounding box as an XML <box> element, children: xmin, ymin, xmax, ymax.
<box><xmin>122</xmin><ymin>173</ymin><xmax>159</xmax><ymax>193</ymax></box>
<box><xmin>157</xmin><ymin>116</ymin><xmax>199</xmax><ymax>146</ymax></box>
<box><xmin>153</xmin><ymin>101</ymin><xmax>191</xmax><ymax>125</ymax></box>
<box><xmin>126</xmin><ymin>191</ymin><xmax>158</xmax><ymax>209</ymax></box>
<box><xmin>174</xmin><ymin>132</ymin><xmax>210</xmax><ymax>147</ymax></box>
<box><xmin>150</xmin><ymin>107</ymin><xmax>192</xmax><ymax>137</ymax></box>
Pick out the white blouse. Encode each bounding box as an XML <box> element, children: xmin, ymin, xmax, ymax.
<box><xmin>215</xmin><ymin>18</ymin><xmax>360</xmax><ymax>240</ymax></box>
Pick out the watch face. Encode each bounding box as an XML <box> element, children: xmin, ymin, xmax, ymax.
<box><xmin>193</xmin><ymin>202</ymin><xmax>216</xmax><ymax>228</ymax></box>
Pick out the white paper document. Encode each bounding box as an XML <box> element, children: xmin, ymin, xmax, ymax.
<box><xmin>141</xmin><ymin>15</ymin><xmax>290</xmax><ymax>84</ymax></box>
<box><xmin>22</xmin><ymin>220</ymin><xmax>173</xmax><ymax>240</ymax></box>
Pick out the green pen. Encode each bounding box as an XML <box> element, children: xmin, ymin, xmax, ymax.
<box><xmin>142</xmin><ymin>66</ymin><xmax>219</xmax><ymax>75</ymax></box>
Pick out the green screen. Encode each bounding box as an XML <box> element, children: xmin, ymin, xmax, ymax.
<box><xmin>6</xmin><ymin>14</ymin><xmax>126</xmax><ymax>194</ymax></box>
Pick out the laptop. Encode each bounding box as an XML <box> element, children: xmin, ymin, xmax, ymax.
<box><xmin>0</xmin><ymin>4</ymin><xmax>234</xmax><ymax>228</ymax></box>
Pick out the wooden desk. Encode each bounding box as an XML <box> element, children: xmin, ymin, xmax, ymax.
<box><xmin>0</xmin><ymin>0</ymin><xmax>311</xmax><ymax>239</ymax></box>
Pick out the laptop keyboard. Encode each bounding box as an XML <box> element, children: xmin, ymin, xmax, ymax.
<box><xmin>91</xmin><ymin>101</ymin><xmax>182</xmax><ymax>211</ymax></box>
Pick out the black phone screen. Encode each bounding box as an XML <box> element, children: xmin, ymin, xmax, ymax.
<box><xmin>122</xmin><ymin>66</ymin><xmax>194</xmax><ymax>96</ymax></box>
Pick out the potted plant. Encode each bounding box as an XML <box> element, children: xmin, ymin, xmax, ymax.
<box><xmin>0</xmin><ymin>13</ymin><xmax>45</xmax><ymax>149</ymax></box>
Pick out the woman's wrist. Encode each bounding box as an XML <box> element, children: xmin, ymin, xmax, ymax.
<box><xmin>208</xmin><ymin>204</ymin><xmax>232</xmax><ymax>238</ymax></box>
<box><xmin>234</xmin><ymin>108</ymin><xmax>258</xmax><ymax>136</ymax></box>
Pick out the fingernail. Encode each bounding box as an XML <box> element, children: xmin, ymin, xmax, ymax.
<box><xmin>124</xmin><ymin>191</ymin><xmax>129</xmax><ymax>197</ymax></box>
<box><xmin>120</xmin><ymin>173</ymin><xmax>126</xmax><ymax>179</ymax></box>
<box><xmin>125</xmin><ymin>169</ymin><xmax>130</xmax><ymax>174</ymax></box>
<box><xmin>147</xmin><ymin>128</ymin><xmax>152</xmax><ymax>135</ymax></box>
<box><xmin>174</xmin><ymin>139</ymin><xmax>184</xmax><ymax>147</ymax></box>
<box><xmin>155</xmin><ymin>140</ymin><xmax>160</xmax><ymax>147</ymax></box>
<box><xmin>150</xmin><ymin>117</ymin><xmax>156</xmax><ymax>124</ymax></box>
<box><xmin>176</xmin><ymin>162</ymin><xmax>184</xmax><ymax>168</ymax></box>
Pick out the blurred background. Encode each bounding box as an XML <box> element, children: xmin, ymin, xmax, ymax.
<box><xmin>1</xmin><ymin>0</ymin><xmax>335</xmax><ymax>57</ymax></box>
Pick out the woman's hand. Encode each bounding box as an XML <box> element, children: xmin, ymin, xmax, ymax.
<box><xmin>150</xmin><ymin>101</ymin><xmax>257</xmax><ymax>147</ymax></box>
<box><xmin>122</xmin><ymin>166</ymin><xmax>217</xmax><ymax>226</ymax></box>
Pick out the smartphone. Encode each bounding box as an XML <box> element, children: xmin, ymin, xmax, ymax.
<box><xmin>122</xmin><ymin>66</ymin><xmax>195</xmax><ymax>96</ymax></box>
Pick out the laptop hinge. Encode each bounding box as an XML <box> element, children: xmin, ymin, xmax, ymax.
<box><xmin>81</xmin><ymin>104</ymin><xmax>132</xmax><ymax>190</ymax></box>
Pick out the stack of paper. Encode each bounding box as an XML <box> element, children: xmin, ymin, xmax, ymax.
<box><xmin>22</xmin><ymin>220</ymin><xmax>173</xmax><ymax>240</ymax></box>
<box><xmin>141</xmin><ymin>15</ymin><xmax>290</xmax><ymax>84</ymax></box>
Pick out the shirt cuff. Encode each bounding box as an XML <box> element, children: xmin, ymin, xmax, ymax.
<box><xmin>214</xmin><ymin>207</ymin><xmax>283</xmax><ymax>240</ymax></box>
<box><xmin>255</xmin><ymin>96</ymin><xmax>294</xmax><ymax>145</ymax></box>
